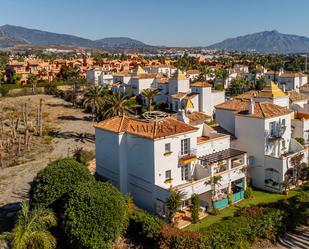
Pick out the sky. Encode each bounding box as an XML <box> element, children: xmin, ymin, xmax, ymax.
<box><xmin>1</xmin><ymin>0</ymin><xmax>309</xmax><ymax>47</ymax></box>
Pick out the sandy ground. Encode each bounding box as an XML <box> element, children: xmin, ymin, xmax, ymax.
<box><xmin>0</xmin><ymin>95</ymin><xmax>95</xmax><ymax>207</ymax></box>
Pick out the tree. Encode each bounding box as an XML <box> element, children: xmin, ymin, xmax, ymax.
<box><xmin>141</xmin><ymin>88</ymin><xmax>160</xmax><ymax>111</ymax></box>
<box><xmin>206</xmin><ymin>175</ymin><xmax>222</xmax><ymax>207</ymax></box>
<box><xmin>256</xmin><ymin>76</ymin><xmax>266</xmax><ymax>90</ymax></box>
<box><xmin>103</xmin><ymin>91</ymin><xmax>136</xmax><ymax>118</ymax></box>
<box><xmin>227</xmin><ymin>77</ymin><xmax>251</xmax><ymax>96</ymax></box>
<box><xmin>280</xmin><ymin>178</ymin><xmax>290</xmax><ymax>195</ymax></box>
<box><xmin>215</xmin><ymin>68</ymin><xmax>229</xmax><ymax>86</ymax></box>
<box><xmin>28</xmin><ymin>73</ymin><xmax>39</xmax><ymax>94</ymax></box>
<box><xmin>190</xmin><ymin>194</ymin><xmax>200</xmax><ymax>223</ymax></box>
<box><xmin>62</xmin><ymin>181</ymin><xmax>127</xmax><ymax>249</ymax></box>
<box><xmin>267</xmin><ymin>56</ymin><xmax>284</xmax><ymax>83</ymax></box>
<box><xmin>0</xmin><ymin>202</ymin><xmax>57</xmax><ymax>249</ymax></box>
<box><xmin>165</xmin><ymin>190</ymin><xmax>184</xmax><ymax>223</ymax></box>
<box><xmin>83</xmin><ymin>85</ymin><xmax>107</xmax><ymax>121</ymax></box>
<box><xmin>30</xmin><ymin>158</ymin><xmax>94</xmax><ymax>210</ymax></box>
<box><xmin>290</xmin><ymin>153</ymin><xmax>305</xmax><ymax>186</ymax></box>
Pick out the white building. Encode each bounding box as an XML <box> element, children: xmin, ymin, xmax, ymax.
<box><xmin>215</xmin><ymin>86</ymin><xmax>307</xmax><ymax>193</ymax></box>
<box><xmin>156</xmin><ymin>71</ymin><xmax>225</xmax><ymax>116</ymax></box>
<box><xmin>265</xmin><ymin>71</ymin><xmax>308</xmax><ymax>91</ymax></box>
<box><xmin>95</xmin><ymin>114</ymin><xmax>247</xmax><ymax>215</ymax></box>
<box><xmin>144</xmin><ymin>65</ymin><xmax>177</xmax><ymax>77</ymax></box>
<box><xmin>86</xmin><ymin>68</ymin><xmax>113</xmax><ymax>86</ymax></box>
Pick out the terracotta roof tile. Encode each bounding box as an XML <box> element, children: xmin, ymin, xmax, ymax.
<box><xmin>171</xmin><ymin>92</ymin><xmax>187</xmax><ymax>99</ymax></box>
<box><xmin>96</xmin><ymin>116</ymin><xmax>198</xmax><ymax>139</ymax></box>
<box><xmin>191</xmin><ymin>82</ymin><xmax>212</xmax><ymax>88</ymax></box>
<box><xmin>216</xmin><ymin>99</ymin><xmax>292</xmax><ymax>119</ymax></box>
<box><xmin>287</xmin><ymin>90</ymin><xmax>309</xmax><ymax>102</ymax></box>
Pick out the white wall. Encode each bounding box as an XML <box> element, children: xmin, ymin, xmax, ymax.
<box><xmin>215</xmin><ymin>109</ymin><xmax>236</xmax><ymax>134</ymax></box>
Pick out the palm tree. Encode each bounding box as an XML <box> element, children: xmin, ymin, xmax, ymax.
<box><xmin>103</xmin><ymin>91</ymin><xmax>135</xmax><ymax>118</ymax></box>
<box><xmin>0</xmin><ymin>202</ymin><xmax>57</xmax><ymax>249</ymax></box>
<box><xmin>83</xmin><ymin>85</ymin><xmax>107</xmax><ymax>121</ymax></box>
<box><xmin>141</xmin><ymin>88</ymin><xmax>160</xmax><ymax>111</ymax></box>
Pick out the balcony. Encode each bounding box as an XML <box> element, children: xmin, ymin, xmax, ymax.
<box><xmin>178</xmin><ymin>149</ymin><xmax>197</xmax><ymax>165</ymax></box>
<box><xmin>198</xmin><ymin>148</ymin><xmax>246</xmax><ymax>168</ymax></box>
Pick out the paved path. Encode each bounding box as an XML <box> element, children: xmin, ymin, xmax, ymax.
<box><xmin>276</xmin><ymin>228</ymin><xmax>309</xmax><ymax>249</ymax></box>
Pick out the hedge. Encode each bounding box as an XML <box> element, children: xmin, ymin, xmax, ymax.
<box><xmin>29</xmin><ymin>158</ymin><xmax>94</xmax><ymax>210</ymax></box>
<box><xmin>128</xmin><ymin>208</ymin><xmax>165</xmax><ymax>240</ymax></box>
<box><xmin>62</xmin><ymin>181</ymin><xmax>127</xmax><ymax>249</ymax></box>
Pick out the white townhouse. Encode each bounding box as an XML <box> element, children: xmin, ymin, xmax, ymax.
<box><xmin>144</xmin><ymin>65</ymin><xmax>177</xmax><ymax>77</ymax></box>
<box><xmin>86</xmin><ymin>68</ymin><xmax>113</xmax><ymax>86</ymax></box>
<box><xmin>95</xmin><ymin>113</ymin><xmax>247</xmax><ymax>215</ymax></box>
<box><xmin>265</xmin><ymin>71</ymin><xmax>308</xmax><ymax>91</ymax></box>
<box><xmin>215</xmin><ymin>86</ymin><xmax>307</xmax><ymax>193</ymax></box>
<box><xmin>155</xmin><ymin>71</ymin><xmax>225</xmax><ymax>116</ymax></box>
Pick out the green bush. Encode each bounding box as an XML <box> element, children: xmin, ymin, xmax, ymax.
<box><xmin>244</xmin><ymin>187</ymin><xmax>252</xmax><ymax>199</ymax></box>
<box><xmin>190</xmin><ymin>194</ymin><xmax>200</xmax><ymax>223</ymax></box>
<box><xmin>295</xmin><ymin>137</ymin><xmax>305</xmax><ymax>145</ymax></box>
<box><xmin>128</xmin><ymin>208</ymin><xmax>164</xmax><ymax>240</ymax></box>
<box><xmin>62</xmin><ymin>181</ymin><xmax>127</xmax><ymax>249</ymax></box>
<box><xmin>159</xmin><ymin>224</ymin><xmax>204</xmax><ymax>249</ymax></box>
<box><xmin>0</xmin><ymin>85</ymin><xmax>9</xmax><ymax>96</ymax></box>
<box><xmin>73</xmin><ymin>148</ymin><xmax>95</xmax><ymax>165</ymax></box>
<box><xmin>30</xmin><ymin>158</ymin><xmax>94</xmax><ymax>209</ymax></box>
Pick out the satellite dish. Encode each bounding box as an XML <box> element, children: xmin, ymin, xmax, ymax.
<box><xmin>142</xmin><ymin>111</ymin><xmax>168</xmax><ymax>120</ymax></box>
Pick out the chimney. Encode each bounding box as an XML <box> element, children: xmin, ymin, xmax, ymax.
<box><xmin>249</xmin><ymin>97</ymin><xmax>255</xmax><ymax>115</ymax></box>
<box><xmin>177</xmin><ymin>110</ymin><xmax>190</xmax><ymax>124</ymax></box>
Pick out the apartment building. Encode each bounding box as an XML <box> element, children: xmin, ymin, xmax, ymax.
<box><xmin>95</xmin><ymin>113</ymin><xmax>247</xmax><ymax>215</ymax></box>
<box><xmin>216</xmin><ymin>84</ymin><xmax>307</xmax><ymax>193</ymax></box>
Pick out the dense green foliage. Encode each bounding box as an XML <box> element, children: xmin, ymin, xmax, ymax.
<box><xmin>295</xmin><ymin>137</ymin><xmax>305</xmax><ymax>146</ymax></box>
<box><xmin>30</xmin><ymin>158</ymin><xmax>94</xmax><ymax>209</ymax></box>
<box><xmin>159</xmin><ymin>185</ymin><xmax>309</xmax><ymax>249</ymax></box>
<box><xmin>190</xmin><ymin>194</ymin><xmax>200</xmax><ymax>223</ymax></box>
<box><xmin>244</xmin><ymin>187</ymin><xmax>252</xmax><ymax>199</ymax></box>
<box><xmin>0</xmin><ymin>202</ymin><xmax>57</xmax><ymax>249</ymax></box>
<box><xmin>128</xmin><ymin>208</ymin><xmax>164</xmax><ymax>240</ymax></box>
<box><xmin>62</xmin><ymin>181</ymin><xmax>127</xmax><ymax>249</ymax></box>
<box><xmin>166</xmin><ymin>190</ymin><xmax>184</xmax><ymax>222</ymax></box>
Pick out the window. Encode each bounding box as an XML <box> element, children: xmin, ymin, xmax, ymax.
<box><xmin>181</xmin><ymin>165</ymin><xmax>189</xmax><ymax>181</ymax></box>
<box><xmin>181</xmin><ymin>138</ymin><xmax>190</xmax><ymax>155</ymax></box>
<box><xmin>165</xmin><ymin>143</ymin><xmax>171</xmax><ymax>153</ymax></box>
<box><xmin>269</xmin><ymin>121</ymin><xmax>276</xmax><ymax>136</ymax></box>
<box><xmin>165</xmin><ymin>170</ymin><xmax>171</xmax><ymax>180</ymax></box>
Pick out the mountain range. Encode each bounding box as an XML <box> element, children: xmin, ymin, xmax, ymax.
<box><xmin>208</xmin><ymin>30</ymin><xmax>309</xmax><ymax>53</ymax></box>
<box><xmin>1</xmin><ymin>25</ymin><xmax>309</xmax><ymax>54</ymax></box>
<box><xmin>0</xmin><ymin>24</ymin><xmax>148</xmax><ymax>49</ymax></box>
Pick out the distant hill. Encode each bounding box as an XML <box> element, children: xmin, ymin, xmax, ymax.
<box><xmin>0</xmin><ymin>24</ymin><xmax>149</xmax><ymax>49</ymax></box>
<box><xmin>209</xmin><ymin>30</ymin><xmax>309</xmax><ymax>53</ymax></box>
<box><xmin>0</xmin><ymin>29</ymin><xmax>29</xmax><ymax>48</ymax></box>
<box><xmin>94</xmin><ymin>37</ymin><xmax>146</xmax><ymax>48</ymax></box>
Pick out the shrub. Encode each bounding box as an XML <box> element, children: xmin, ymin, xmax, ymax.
<box><xmin>0</xmin><ymin>85</ymin><xmax>9</xmax><ymax>96</ymax></box>
<box><xmin>73</xmin><ymin>147</ymin><xmax>95</xmax><ymax>165</ymax></box>
<box><xmin>159</xmin><ymin>224</ymin><xmax>203</xmax><ymax>249</ymax></box>
<box><xmin>62</xmin><ymin>181</ymin><xmax>127</xmax><ymax>249</ymax></box>
<box><xmin>166</xmin><ymin>190</ymin><xmax>184</xmax><ymax>222</ymax></box>
<box><xmin>295</xmin><ymin>137</ymin><xmax>305</xmax><ymax>145</ymax></box>
<box><xmin>190</xmin><ymin>194</ymin><xmax>200</xmax><ymax>223</ymax></box>
<box><xmin>128</xmin><ymin>208</ymin><xmax>164</xmax><ymax>240</ymax></box>
<box><xmin>30</xmin><ymin>158</ymin><xmax>94</xmax><ymax>209</ymax></box>
<box><xmin>244</xmin><ymin>187</ymin><xmax>252</xmax><ymax>199</ymax></box>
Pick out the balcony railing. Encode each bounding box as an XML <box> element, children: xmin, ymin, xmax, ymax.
<box><xmin>178</xmin><ymin>149</ymin><xmax>197</xmax><ymax>164</ymax></box>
